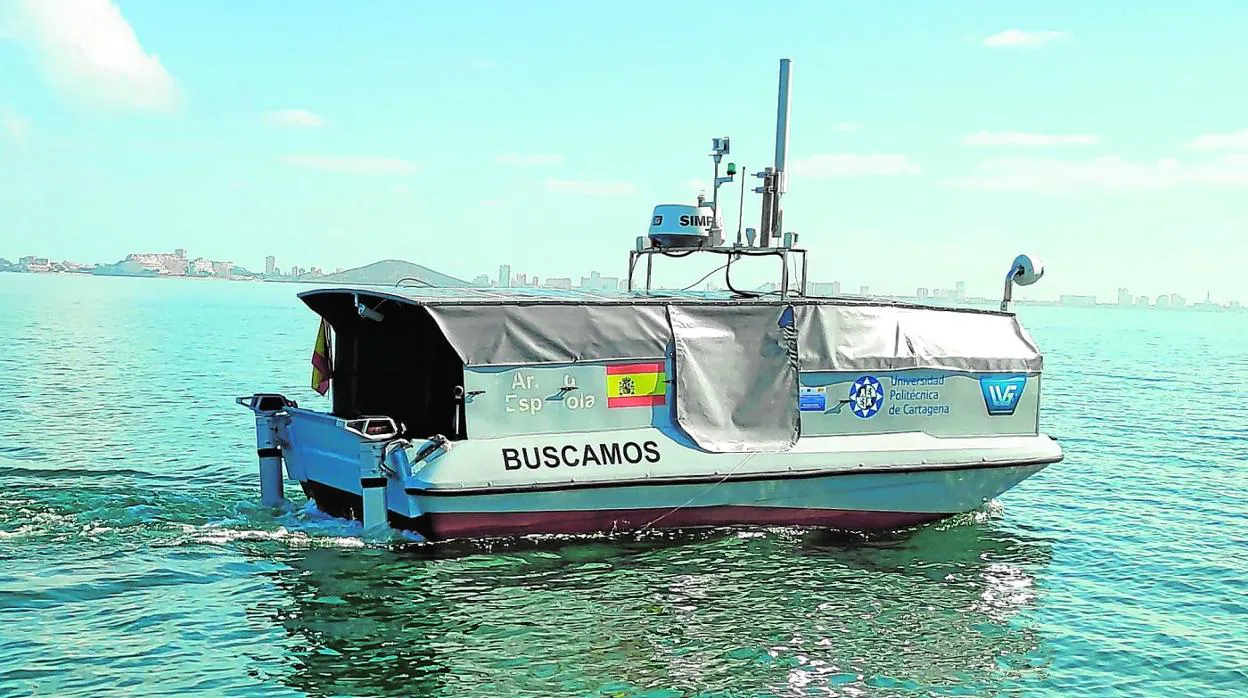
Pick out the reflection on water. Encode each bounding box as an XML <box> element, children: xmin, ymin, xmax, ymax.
<box><xmin>243</xmin><ymin>519</ymin><xmax>1053</xmax><ymax>697</ymax></box>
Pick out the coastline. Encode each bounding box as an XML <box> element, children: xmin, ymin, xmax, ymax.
<box><xmin>1</xmin><ymin>267</ymin><xmax>1240</xmax><ymax>313</ymax></box>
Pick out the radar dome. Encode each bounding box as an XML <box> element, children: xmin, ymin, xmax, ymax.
<box><xmin>648</xmin><ymin>204</ymin><xmax>715</xmax><ymax>250</ymax></box>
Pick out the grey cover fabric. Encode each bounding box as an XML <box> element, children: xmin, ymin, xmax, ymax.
<box><xmin>794</xmin><ymin>304</ymin><xmax>1043</xmax><ymax>373</ymax></box>
<box><xmin>668</xmin><ymin>305</ymin><xmax>800</xmax><ymax>453</ymax></box>
<box><xmin>425</xmin><ymin>304</ymin><xmax>670</xmax><ymax>367</ymax></box>
<box><xmin>301</xmin><ymin>287</ymin><xmax>1044</xmax><ymax>454</ymax></box>
<box><xmin>302</xmin><ymin>288</ymin><xmax>1042</xmax><ymax>373</ymax></box>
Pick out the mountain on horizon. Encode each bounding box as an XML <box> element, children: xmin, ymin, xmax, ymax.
<box><xmin>303</xmin><ymin>259</ymin><xmax>471</xmax><ymax>287</ymax></box>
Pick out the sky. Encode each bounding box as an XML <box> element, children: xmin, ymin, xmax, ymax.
<box><xmin>1</xmin><ymin>0</ymin><xmax>1247</xmax><ymax>302</ymax></box>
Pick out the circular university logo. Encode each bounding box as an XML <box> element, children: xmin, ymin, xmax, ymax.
<box><xmin>849</xmin><ymin>375</ymin><xmax>884</xmax><ymax>418</ymax></box>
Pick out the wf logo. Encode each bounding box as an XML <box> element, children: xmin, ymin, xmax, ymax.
<box><xmin>979</xmin><ymin>376</ymin><xmax>1027</xmax><ymax>416</ymax></box>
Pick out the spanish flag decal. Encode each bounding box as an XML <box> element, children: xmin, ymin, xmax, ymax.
<box><xmin>606</xmin><ymin>362</ymin><xmax>666</xmax><ymax>408</ymax></box>
<box><xmin>311</xmin><ymin>318</ymin><xmax>333</xmax><ymax>396</ymax></box>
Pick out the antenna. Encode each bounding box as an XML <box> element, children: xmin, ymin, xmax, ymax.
<box><xmin>753</xmin><ymin>58</ymin><xmax>793</xmax><ymax>248</ymax></box>
<box><xmin>626</xmin><ymin>58</ymin><xmax>808</xmax><ymax>296</ymax></box>
<box><xmin>709</xmin><ymin>137</ymin><xmax>734</xmax><ymax>247</ymax></box>
<box><xmin>735</xmin><ymin>162</ymin><xmax>746</xmax><ymax>246</ymax></box>
<box><xmin>772</xmin><ymin>58</ymin><xmax>792</xmax><ymax>245</ymax></box>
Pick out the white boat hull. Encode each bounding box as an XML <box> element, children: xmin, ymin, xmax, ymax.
<box><xmin>276</xmin><ymin>407</ymin><xmax>1061</xmax><ymax>540</ymax></box>
<box><xmin>304</xmin><ymin>462</ymin><xmax>1051</xmax><ymax>539</ymax></box>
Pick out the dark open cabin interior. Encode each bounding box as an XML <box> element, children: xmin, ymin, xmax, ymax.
<box><xmin>302</xmin><ymin>292</ymin><xmax>467</xmax><ymax>441</ymax></box>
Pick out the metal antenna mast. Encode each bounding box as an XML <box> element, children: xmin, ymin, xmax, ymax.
<box><xmin>753</xmin><ymin>58</ymin><xmax>792</xmax><ymax>248</ymax></box>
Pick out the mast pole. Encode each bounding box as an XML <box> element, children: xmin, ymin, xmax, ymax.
<box><xmin>736</xmin><ymin>162</ymin><xmax>746</xmax><ymax>246</ymax></box>
<box><xmin>772</xmin><ymin>58</ymin><xmax>792</xmax><ymax>247</ymax></box>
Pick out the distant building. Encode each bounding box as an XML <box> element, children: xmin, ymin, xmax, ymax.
<box><xmin>1135</xmin><ymin>295</ymin><xmax>1150</xmax><ymax>308</ymax></box>
<box><xmin>580</xmin><ymin>270</ymin><xmax>604</xmax><ymax>290</ymax></box>
<box><xmin>175</xmin><ymin>248</ymin><xmax>187</xmax><ymax>259</ymax></box>
<box><xmin>544</xmin><ymin>277</ymin><xmax>573</xmax><ymax>290</ymax></box>
<box><xmin>1190</xmin><ymin>291</ymin><xmax>1218</xmax><ymax>312</ymax></box>
<box><xmin>498</xmin><ymin>264</ymin><xmax>511</xmax><ymax>288</ymax></box>
<box><xmin>917</xmin><ymin>287</ymin><xmax>929</xmax><ymax>300</ymax></box>
<box><xmin>831</xmin><ymin>281</ymin><xmax>841</xmax><ymax>296</ymax></box>
<box><xmin>810</xmin><ymin>282</ymin><xmax>838</xmax><ymax>296</ymax></box>
<box><xmin>577</xmin><ymin>271</ymin><xmax>622</xmax><ymax>292</ymax></box>
<box><xmin>1155</xmin><ymin>295</ymin><xmax>1170</xmax><ymax>309</ymax></box>
<box><xmin>955</xmin><ymin>281</ymin><xmax>967</xmax><ymax>301</ymax></box>
<box><xmin>265</xmin><ymin>256</ymin><xmax>276</xmax><ymax>275</ymax></box>
<box><xmin>1169</xmin><ymin>293</ymin><xmax>1185</xmax><ymax>308</ymax></box>
<box><xmin>18</xmin><ymin>256</ymin><xmax>51</xmax><ymax>272</ymax></box>
<box><xmin>859</xmin><ymin>285</ymin><xmax>869</xmax><ymax>296</ymax></box>
<box><xmin>126</xmin><ymin>252</ymin><xmax>191</xmax><ymax>275</ymax></box>
<box><xmin>1059</xmin><ymin>294</ymin><xmax>1097</xmax><ymax>308</ymax></box>
<box><xmin>1118</xmin><ymin>287</ymin><xmax>1132</xmax><ymax>306</ymax></box>
<box><xmin>188</xmin><ymin>258</ymin><xmax>214</xmax><ymax>275</ymax></box>
<box><xmin>472</xmin><ymin>274</ymin><xmax>491</xmax><ymax>287</ymax></box>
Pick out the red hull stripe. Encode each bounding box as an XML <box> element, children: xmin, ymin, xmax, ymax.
<box><xmin>606</xmin><ymin>361</ymin><xmax>665</xmax><ymax>375</ymax></box>
<box><xmin>607</xmin><ymin>394</ymin><xmax>666</xmax><ymax>408</ymax></box>
<box><xmin>423</xmin><ymin>506</ymin><xmax>944</xmax><ymax>540</ymax></box>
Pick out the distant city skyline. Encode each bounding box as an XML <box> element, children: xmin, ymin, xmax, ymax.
<box><xmin>2</xmin><ymin>247</ymin><xmax>1242</xmax><ymax>312</ymax></box>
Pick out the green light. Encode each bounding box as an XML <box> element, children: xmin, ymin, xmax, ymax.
<box><xmin>726</xmin><ymin>162</ymin><xmax>737</xmax><ymax>176</ymax></box>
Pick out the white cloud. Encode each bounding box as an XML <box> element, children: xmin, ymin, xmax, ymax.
<box><xmin>16</xmin><ymin>0</ymin><xmax>179</xmax><ymax>111</ymax></box>
<box><xmin>949</xmin><ymin>154</ymin><xmax>1248</xmax><ymax>192</ymax></box>
<box><xmin>982</xmin><ymin>30</ymin><xmax>1072</xmax><ymax>48</ymax></box>
<box><xmin>545</xmin><ymin>178</ymin><xmax>637</xmax><ymax>196</ymax></box>
<box><xmin>263</xmin><ymin>109</ymin><xmax>325</xmax><ymax>128</ymax></box>
<box><xmin>789</xmin><ymin>154</ymin><xmax>922</xmax><ymax>178</ymax></box>
<box><xmin>495</xmin><ymin>153</ymin><xmax>563</xmax><ymax>165</ymax></box>
<box><xmin>964</xmin><ymin>131</ymin><xmax>1100</xmax><ymax>147</ymax></box>
<box><xmin>2</xmin><ymin>109</ymin><xmax>29</xmax><ymax>143</ymax></box>
<box><xmin>279</xmin><ymin>154</ymin><xmax>419</xmax><ymax>175</ymax></box>
<box><xmin>1184</xmin><ymin>130</ymin><xmax>1248</xmax><ymax>152</ymax></box>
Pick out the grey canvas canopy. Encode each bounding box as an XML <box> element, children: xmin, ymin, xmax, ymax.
<box><xmin>298</xmin><ymin>286</ymin><xmax>1043</xmax><ymax>453</ymax></box>
<box><xmin>298</xmin><ymin>287</ymin><xmax>1043</xmax><ymax>372</ymax></box>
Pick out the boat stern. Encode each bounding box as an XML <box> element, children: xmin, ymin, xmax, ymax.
<box><xmin>236</xmin><ymin>392</ymin><xmax>430</xmax><ymax>532</ymax></box>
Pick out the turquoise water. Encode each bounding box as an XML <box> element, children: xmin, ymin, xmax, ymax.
<box><xmin>1</xmin><ymin>273</ymin><xmax>1245</xmax><ymax>697</ymax></box>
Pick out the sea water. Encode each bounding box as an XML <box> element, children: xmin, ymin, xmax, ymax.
<box><xmin>0</xmin><ymin>273</ymin><xmax>1245</xmax><ymax>697</ymax></box>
